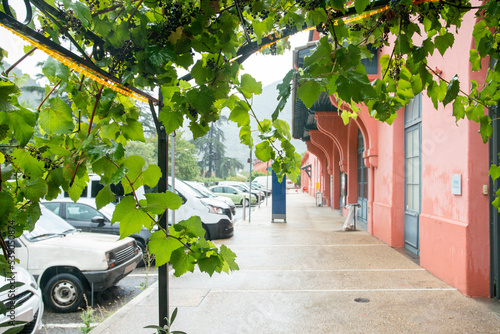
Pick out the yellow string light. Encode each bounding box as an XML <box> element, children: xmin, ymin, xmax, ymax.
<box><xmin>1</xmin><ymin>23</ymin><xmax>149</xmax><ymax>103</ymax></box>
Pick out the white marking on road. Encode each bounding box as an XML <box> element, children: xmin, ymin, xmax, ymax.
<box><xmin>234</xmin><ymin>268</ymin><xmax>426</xmax><ymax>272</ymax></box>
<box><xmin>44</xmin><ymin>323</ymin><xmax>99</xmax><ymax>329</ymax></box>
<box><xmin>128</xmin><ymin>273</ymin><xmax>159</xmax><ymax>277</ymax></box>
<box><xmin>210</xmin><ymin>288</ymin><xmax>457</xmax><ymax>293</ymax></box>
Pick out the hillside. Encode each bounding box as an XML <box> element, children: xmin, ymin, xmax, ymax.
<box><xmin>220</xmin><ymin>80</ymin><xmax>307</xmax><ymax>165</ymax></box>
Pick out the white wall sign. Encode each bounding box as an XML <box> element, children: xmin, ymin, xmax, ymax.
<box><xmin>452</xmin><ymin>174</ymin><xmax>462</xmax><ymax>195</ymax></box>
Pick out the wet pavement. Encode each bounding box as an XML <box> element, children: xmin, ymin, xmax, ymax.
<box><xmin>90</xmin><ymin>191</ymin><xmax>500</xmax><ymax>333</ymax></box>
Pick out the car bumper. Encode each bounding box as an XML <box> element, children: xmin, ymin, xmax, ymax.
<box><xmin>0</xmin><ymin>291</ymin><xmax>44</xmax><ymax>334</ymax></box>
<box><xmin>206</xmin><ymin>218</ymin><xmax>234</xmax><ymax>239</ymax></box>
<box><xmin>82</xmin><ymin>251</ymin><xmax>142</xmax><ymax>291</ymax></box>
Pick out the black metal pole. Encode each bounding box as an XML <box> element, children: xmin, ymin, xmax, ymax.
<box><xmin>149</xmin><ymin>94</ymin><xmax>169</xmax><ymax>328</ymax></box>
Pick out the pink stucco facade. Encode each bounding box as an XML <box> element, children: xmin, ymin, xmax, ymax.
<box><xmin>298</xmin><ymin>6</ymin><xmax>491</xmax><ymax>297</ymax></box>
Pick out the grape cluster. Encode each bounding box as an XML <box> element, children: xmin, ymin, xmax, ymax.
<box><xmin>107</xmin><ymin>43</ymin><xmax>139</xmax><ymax>77</ymax></box>
<box><xmin>188</xmin><ymin>105</ymin><xmax>198</xmax><ymax>119</ymax></box>
<box><xmin>390</xmin><ymin>53</ymin><xmax>403</xmax><ymax>80</ymax></box>
<box><xmin>206</xmin><ymin>59</ymin><xmax>219</xmax><ymax>70</ymax></box>
<box><xmin>84</xmin><ymin>0</ymin><xmax>101</xmax><ymax>12</ymax></box>
<box><xmin>26</xmin><ymin>146</ymin><xmax>59</xmax><ymax>171</ymax></box>
<box><xmin>153</xmin><ymin>1</ymin><xmax>200</xmax><ymax>47</ymax></box>
<box><xmin>269</xmin><ymin>42</ymin><xmax>277</xmax><ymax>55</ymax></box>
<box><xmin>416</xmin><ymin>1</ymin><xmax>445</xmax><ymax>24</ymax></box>
<box><xmin>297</xmin><ymin>0</ymin><xmax>324</xmax><ymax>11</ymax></box>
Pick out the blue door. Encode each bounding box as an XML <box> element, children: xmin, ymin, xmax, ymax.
<box><xmin>357</xmin><ymin>130</ymin><xmax>368</xmax><ymax>228</ymax></box>
<box><xmin>404</xmin><ymin>95</ymin><xmax>422</xmax><ymax>255</ymax></box>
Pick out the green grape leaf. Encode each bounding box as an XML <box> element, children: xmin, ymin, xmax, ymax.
<box><xmin>95</xmin><ymin>185</ymin><xmax>116</xmax><ymax>210</ymax></box>
<box><xmin>144</xmin><ymin>192</ymin><xmax>183</xmax><ymax>215</ymax></box>
<box><xmin>170</xmin><ymin>247</ymin><xmax>195</xmax><ymax>277</ymax></box>
<box><xmin>255</xmin><ymin>141</ymin><xmax>271</xmax><ymax>162</ymax></box>
<box><xmin>442</xmin><ymin>75</ymin><xmax>460</xmax><ymax>107</ymax></box>
<box><xmin>158</xmin><ymin>110</ymin><xmax>184</xmax><ymax>135</ymax></box>
<box><xmin>147</xmin><ymin>231</ymin><xmax>184</xmax><ymax>267</ymax></box>
<box><xmin>228</xmin><ymin>100</ymin><xmax>250</xmax><ymax>126</ymax></box>
<box><xmin>239</xmin><ymin>74</ymin><xmax>262</xmax><ymax>99</ymax></box>
<box><xmin>435</xmin><ymin>32</ymin><xmax>455</xmax><ymax>56</ymax></box>
<box><xmin>39</xmin><ymin>98</ymin><xmax>74</xmax><ymax>135</ymax></box>
<box><xmin>489</xmin><ymin>164</ymin><xmax>500</xmax><ymax>182</ymax></box>
<box><xmin>220</xmin><ymin>244</ymin><xmax>239</xmax><ymax>272</ymax></box>
<box><xmin>197</xmin><ymin>255</ymin><xmax>222</xmax><ymax>277</ymax></box>
<box><xmin>479</xmin><ymin>115</ymin><xmax>493</xmax><ymax>144</ymax></box>
<box><xmin>297</xmin><ymin>80</ymin><xmax>322</xmax><ymax>108</ymax></box>
<box><xmin>174</xmin><ymin>215</ymin><xmax>206</xmax><ymax>238</ymax></box>
<box><xmin>112</xmin><ymin>196</ymin><xmax>151</xmax><ymax>238</ymax></box>
<box><xmin>122</xmin><ymin>119</ymin><xmax>145</xmax><ymax>142</ymax></box>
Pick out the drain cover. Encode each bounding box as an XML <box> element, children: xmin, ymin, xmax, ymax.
<box><xmin>354</xmin><ymin>297</ymin><xmax>370</xmax><ymax>303</ymax></box>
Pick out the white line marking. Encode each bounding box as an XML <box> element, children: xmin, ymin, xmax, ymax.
<box><xmin>209</xmin><ymin>288</ymin><xmax>457</xmax><ymax>293</ymax></box>
<box><xmin>44</xmin><ymin>323</ymin><xmax>99</xmax><ymax>329</ymax></box>
<box><xmin>232</xmin><ymin>269</ymin><xmax>426</xmax><ymax>272</ymax></box>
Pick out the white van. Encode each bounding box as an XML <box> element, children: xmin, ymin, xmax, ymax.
<box><xmin>168</xmin><ymin>178</ymin><xmax>234</xmax><ymax>240</ymax></box>
<box><xmin>57</xmin><ymin>173</ymin><xmax>145</xmax><ymax>202</ymax></box>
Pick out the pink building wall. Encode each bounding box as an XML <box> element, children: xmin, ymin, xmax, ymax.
<box><xmin>299</xmin><ymin>4</ymin><xmax>491</xmax><ymax>297</ymax></box>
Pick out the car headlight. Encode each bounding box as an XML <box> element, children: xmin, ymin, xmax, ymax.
<box><xmin>105</xmin><ymin>251</ymin><xmax>117</xmax><ymax>269</ymax></box>
<box><xmin>201</xmin><ymin>201</ymin><xmax>224</xmax><ymax>215</ymax></box>
<box><xmin>29</xmin><ymin>273</ymin><xmax>38</xmax><ymax>290</ymax></box>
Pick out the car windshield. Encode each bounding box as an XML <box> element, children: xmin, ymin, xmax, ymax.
<box><xmin>171</xmin><ymin>178</ymin><xmax>200</xmax><ymax>198</ymax></box>
<box><xmin>24</xmin><ymin>207</ymin><xmax>77</xmax><ymax>241</ymax></box>
<box><xmin>187</xmin><ymin>182</ymin><xmax>216</xmax><ymax>198</ymax></box>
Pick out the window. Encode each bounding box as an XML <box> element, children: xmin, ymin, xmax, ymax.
<box><xmin>66</xmin><ymin>203</ymin><xmax>103</xmax><ymax>221</ymax></box>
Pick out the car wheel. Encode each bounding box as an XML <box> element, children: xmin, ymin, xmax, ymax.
<box><xmin>241</xmin><ymin>198</ymin><xmax>249</xmax><ymax>207</ymax></box>
<box><xmin>44</xmin><ymin>273</ymin><xmax>85</xmax><ymax>313</ymax></box>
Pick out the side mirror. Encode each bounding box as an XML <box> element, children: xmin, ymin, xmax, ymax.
<box><xmin>91</xmin><ymin>216</ymin><xmax>106</xmax><ymax>227</ymax></box>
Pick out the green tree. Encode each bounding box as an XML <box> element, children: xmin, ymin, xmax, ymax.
<box><xmin>170</xmin><ymin>132</ymin><xmax>200</xmax><ymax>180</ymax></box>
<box><xmin>217</xmin><ymin>157</ymin><xmax>244</xmax><ymax>179</ymax></box>
<box><xmin>192</xmin><ymin>117</ymin><xmax>227</xmax><ymax>177</ymax></box>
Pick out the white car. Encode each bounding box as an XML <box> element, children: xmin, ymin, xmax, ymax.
<box><xmin>184</xmin><ymin>181</ymin><xmax>236</xmax><ymax>215</ymax></box>
<box><xmin>10</xmin><ymin>207</ymin><xmax>142</xmax><ymax>313</ymax></box>
<box><xmin>0</xmin><ymin>266</ymin><xmax>43</xmax><ymax>334</ymax></box>
<box><xmin>42</xmin><ymin>198</ymin><xmax>154</xmax><ymax>267</ymax></box>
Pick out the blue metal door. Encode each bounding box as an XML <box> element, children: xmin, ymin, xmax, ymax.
<box><xmin>404</xmin><ymin>95</ymin><xmax>422</xmax><ymax>255</ymax></box>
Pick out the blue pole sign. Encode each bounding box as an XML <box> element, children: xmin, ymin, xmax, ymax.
<box><xmin>272</xmin><ymin>170</ymin><xmax>286</xmax><ymax>223</ymax></box>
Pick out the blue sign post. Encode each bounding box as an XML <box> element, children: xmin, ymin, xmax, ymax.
<box><xmin>272</xmin><ymin>171</ymin><xmax>286</xmax><ymax>223</ymax></box>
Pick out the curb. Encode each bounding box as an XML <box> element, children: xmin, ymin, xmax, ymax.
<box><xmin>89</xmin><ymin>280</ymin><xmax>159</xmax><ymax>333</ymax></box>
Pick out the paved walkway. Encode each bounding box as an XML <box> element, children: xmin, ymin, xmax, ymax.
<box><xmin>91</xmin><ymin>192</ymin><xmax>500</xmax><ymax>333</ymax></box>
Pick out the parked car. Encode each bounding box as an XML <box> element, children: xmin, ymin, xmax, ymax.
<box><xmin>184</xmin><ymin>181</ymin><xmax>236</xmax><ymax>215</ymax></box>
<box><xmin>0</xmin><ymin>265</ymin><xmax>43</xmax><ymax>334</ymax></box>
<box><xmin>220</xmin><ymin>182</ymin><xmax>265</xmax><ymax>202</ymax></box>
<box><xmin>41</xmin><ymin>198</ymin><xmax>154</xmax><ymax>267</ymax></box>
<box><xmin>250</xmin><ymin>182</ymin><xmax>272</xmax><ymax>196</ymax></box>
<box><xmin>210</xmin><ymin>185</ymin><xmax>256</xmax><ymax>207</ymax></box>
<box><xmin>12</xmin><ymin>207</ymin><xmax>142</xmax><ymax>313</ymax></box>
<box><xmin>169</xmin><ymin>178</ymin><xmax>234</xmax><ymax>240</ymax></box>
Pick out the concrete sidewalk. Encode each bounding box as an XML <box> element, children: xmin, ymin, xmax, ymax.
<box><xmin>91</xmin><ymin>192</ymin><xmax>500</xmax><ymax>333</ymax></box>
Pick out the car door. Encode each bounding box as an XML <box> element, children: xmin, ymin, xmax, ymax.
<box><xmin>64</xmin><ymin>202</ymin><xmax>112</xmax><ymax>234</ymax></box>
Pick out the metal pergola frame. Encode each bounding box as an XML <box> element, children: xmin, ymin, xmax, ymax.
<box><xmin>1</xmin><ymin>0</ymin><xmax>406</xmax><ymax>328</ymax></box>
